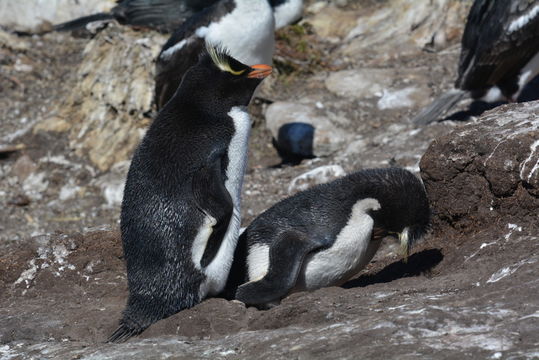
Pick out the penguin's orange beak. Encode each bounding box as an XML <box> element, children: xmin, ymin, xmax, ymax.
<box><xmin>248</xmin><ymin>64</ymin><xmax>272</xmax><ymax>79</ymax></box>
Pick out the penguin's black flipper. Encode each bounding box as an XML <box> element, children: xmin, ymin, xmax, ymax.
<box><xmin>192</xmin><ymin>152</ymin><xmax>234</xmax><ymax>268</ymax></box>
<box><xmin>111</xmin><ymin>0</ymin><xmax>195</xmax><ymax>32</ymax></box>
<box><xmin>235</xmin><ymin>231</ymin><xmax>323</xmax><ymax>306</ymax></box>
<box><xmin>53</xmin><ymin>13</ymin><xmax>115</xmax><ymax>32</ymax></box>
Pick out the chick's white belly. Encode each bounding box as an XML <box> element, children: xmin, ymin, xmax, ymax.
<box><xmin>294</xmin><ymin>198</ymin><xmax>382</xmax><ymax>291</ymax></box>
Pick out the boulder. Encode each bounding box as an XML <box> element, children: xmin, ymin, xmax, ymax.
<box><xmin>420</xmin><ymin>101</ymin><xmax>539</xmax><ymax>233</ymax></box>
<box><xmin>34</xmin><ymin>26</ymin><xmax>166</xmax><ymax>171</ymax></box>
<box><xmin>339</xmin><ymin>0</ymin><xmax>470</xmax><ymax>63</ymax></box>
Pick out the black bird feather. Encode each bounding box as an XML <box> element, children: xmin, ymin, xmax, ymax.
<box><xmin>52</xmin><ymin>0</ymin><xmax>219</xmax><ymax>33</ymax></box>
<box><xmin>414</xmin><ymin>0</ymin><xmax>539</xmax><ymax>125</ymax></box>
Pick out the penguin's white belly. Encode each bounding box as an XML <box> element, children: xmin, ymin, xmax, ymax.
<box><xmin>295</xmin><ymin>198</ymin><xmax>382</xmax><ymax>292</ymax></box>
<box><xmin>197</xmin><ymin>106</ymin><xmax>251</xmax><ymax>298</ymax></box>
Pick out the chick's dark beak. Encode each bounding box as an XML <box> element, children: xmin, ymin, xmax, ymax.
<box><xmin>248</xmin><ymin>64</ymin><xmax>272</xmax><ymax>79</ymax></box>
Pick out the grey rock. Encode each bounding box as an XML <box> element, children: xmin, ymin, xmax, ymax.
<box><xmin>339</xmin><ymin>0</ymin><xmax>470</xmax><ymax>63</ymax></box>
<box><xmin>10</xmin><ymin>155</ymin><xmax>38</xmax><ymax>182</ymax></box>
<box><xmin>325</xmin><ymin>69</ymin><xmax>394</xmax><ymax>99</ymax></box>
<box><xmin>22</xmin><ymin>172</ymin><xmax>48</xmax><ymax>200</ymax></box>
<box><xmin>0</xmin><ymin>0</ymin><xmax>114</xmax><ymax>32</ymax></box>
<box><xmin>308</xmin><ymin>3</ymin><xmax>359</xmax><ymax>41</ymax></box>
<box><xmin>376</xmin><ymin>87</ymin><xmax>428</xmax><ymax>110</ymax></box>
<box><xmin>34</xmin><ymin>26</ymin><xmax>166</xmax><ymax>172</ymax></box>
<box><xmin>92</xmin><ymin>160</ymin><xmax>130</xmax><ymax>206</ymax></box>
<box><xmin>325</xmin><ymin>69</ymin><xmax>431</xmax><ymax>106</ymax></box>
<box><xmin>288</xmin><ymin>164</ymin><xmax>346</xmax><ymax>194</ymax></box>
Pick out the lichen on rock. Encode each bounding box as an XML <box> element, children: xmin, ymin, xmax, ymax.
<box><xmin>35</xmin><ymin>25</ymin><xmax>166</xmax><ymax>171</ymax></box>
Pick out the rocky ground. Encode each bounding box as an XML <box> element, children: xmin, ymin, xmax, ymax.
<box><xmin>1</xmin><ymin>0</ymin><xmax>538</xmax><ymax>359</ymax></box>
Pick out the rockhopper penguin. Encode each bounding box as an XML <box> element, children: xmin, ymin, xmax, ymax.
<box><xmin>413</xmin><ymin>0</ymin><xmax>539</xmax><ymax>125</ymax></box>
<box><xmin>107</xmin><ymin>44</ymin><xmax>272</xmax><ymax>342</ymax></box>
<box><xmin>154</xmin><ymin>0</ymin><xmax>275</xmax><ymax>109</ymax></box>
<box><xmin>223</xmin><ymin>168</ymin><xmax>430</xmax><ymax>308</ymax></box>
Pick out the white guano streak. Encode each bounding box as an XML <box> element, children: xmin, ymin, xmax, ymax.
<box><xmin>520</xmin><ymin>139</ymin><xmax>539</xmax><ymax>181</ymax></box>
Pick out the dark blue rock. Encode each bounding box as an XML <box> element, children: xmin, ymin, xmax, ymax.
<box><xmin>273</xmin><ymin>122</ymin><xmax>315</xmax><ymax>165</ymax></box>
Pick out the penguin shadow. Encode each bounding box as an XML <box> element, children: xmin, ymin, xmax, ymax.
<box><xmin>444</xmin><ymin>74</ymin><xmax>539</xmax><ymax>122</ymax></box>
<box><xmin>342</xmin><ymin>248</ymin><xmax>443</xmax><ymax>289</ymax></box>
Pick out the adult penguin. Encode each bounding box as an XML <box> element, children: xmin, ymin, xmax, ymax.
<box><xmin>154</xmin><ymin>0</ymin><xmax>275</xmax><ymax>110</ymax></box>
<box><xmin>413</xmin><ymin>0</ymin><xmax>539</xmax><ymax>125</ymax></box>
<box><xmin>223</xmin><ymin>168</ymin><xmax>430</xmax><ymax>308</ymax></box>
<box><xmin>107</xmin><ymin>44</ymin><xmax>272</xmax><ymax>342</ymax></box>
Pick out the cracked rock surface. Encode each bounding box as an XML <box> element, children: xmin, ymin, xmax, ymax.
<box><xmin>420</xmin><ymin>102</ymin><xmax>539</xmax><ymax>234</ymax></box>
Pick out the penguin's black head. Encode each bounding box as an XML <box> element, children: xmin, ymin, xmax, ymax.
<box><xmin>364</xmin><ymin>168</ymin><xmax>431</xmax><ymax>259</ymax></box>
<box><xmin>173</xmin><ymin>43</ymin><xmax>272</xmax><ymax>111</ymax></box>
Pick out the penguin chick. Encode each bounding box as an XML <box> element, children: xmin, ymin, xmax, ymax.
<box><xmin>154</xmin><ymin>0</ymin><xmax>275</xmax><ymax>110</ymax></box>
<box><xmin>223</xmin><ymin>168</ymin><xmax>430</xmax><ymax>308</ymax></box>
<box><xmin>107</xmin><ymin>44</ymin><xmax>272</xmax><ymax>343</ymax></box>
<box><xmin>413</xmin><ymin>0</ymin><xmax>539</xmax><ymax>125</ymax></box>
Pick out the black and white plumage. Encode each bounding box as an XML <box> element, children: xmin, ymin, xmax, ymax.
<box><xmin>107</xmin><ymin>45</ymin><xmax>272</xmax><ymax>342</ymax></box>
<box><xmin>223</xmin><ymin>168</ymin><xmax>430</xmax><ymax>308</ymax></box>
<box><xmin>52</xmin><ymin>0</ymin><xmax>218</xmax><ymax>33</ymax></box>
<box><xmin>154</xmin><ymin>0</ymin><xmax>275</xmax><ymax>110</ymax></box>
<box><xmin>270</xmin><ymin>0</ymin><xmax>303</xmax><ymax>29</ymax></box>
<box><xmin>413</xmin><ymin>0</ymin><xmax>539</xmax><ymax>125</ymax></box>
<box><xmin>51</xmin><ymin>0</ymin><xmax>301</xmax><ymax>34</ymax></box>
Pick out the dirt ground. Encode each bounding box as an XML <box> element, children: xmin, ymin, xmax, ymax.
<box><xmin>1</xmin><ymin>0</ymin><xmax>538</xmax><ymax>359</ymax></box>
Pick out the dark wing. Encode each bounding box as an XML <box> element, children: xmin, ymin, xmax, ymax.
<box><xmin>154</xmin><ymin>0</ymin><xmax>236</xmax><ymax>109</ymax></box>
<box><xmin>457</xmin><ymin>0</ymin><xmax>539</xmax><ymax>92</ymax></box>
<box><xmin>191</xmin><ymin>148</ymin><xmax>234</xmax><ymax>268</ymax></box>
<box><xmin>235</xmin><ymin>230</ymin><xmax>324</xmax><ymax>307</ymax></box>
<box><xmin>53</xmin><ymin>0</ymin><xmax>219</xmax><ymax>33</ymax></box>
<box><xmin>112</xmin><ymin>0</ymin><xmax>218</xmax><ymax>32</ymax></box>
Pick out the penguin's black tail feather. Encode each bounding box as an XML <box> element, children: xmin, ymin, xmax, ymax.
<box><xmin>106</xmin><ymin>323</ymin><xmax>140</xmax><ymax>343</ymax></box>
<box><xmin>53</xmin><ymin>13</ymin><xmax>115</xmax><ymax>32</ymax></box>
<box><xmin>412</xmin><ymin>89</ymin><xmax>468</xmax><ymax>125</ymax></box>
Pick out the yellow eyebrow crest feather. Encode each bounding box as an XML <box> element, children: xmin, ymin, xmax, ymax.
<box><xmin>206</xmin><ymin>42</ymin><xmax>246</xmax><ymax>75</ymax></box>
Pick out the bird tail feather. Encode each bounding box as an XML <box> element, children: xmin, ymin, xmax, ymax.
<box><xmin>106</xmin><ymin>323</ymin><xmax>141</xmax><ymax>343</ymax></box>
<box><xmin>412</xmin><ymin>89</ymin><xmax>468</xmax><ymax>125</ymax></box>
